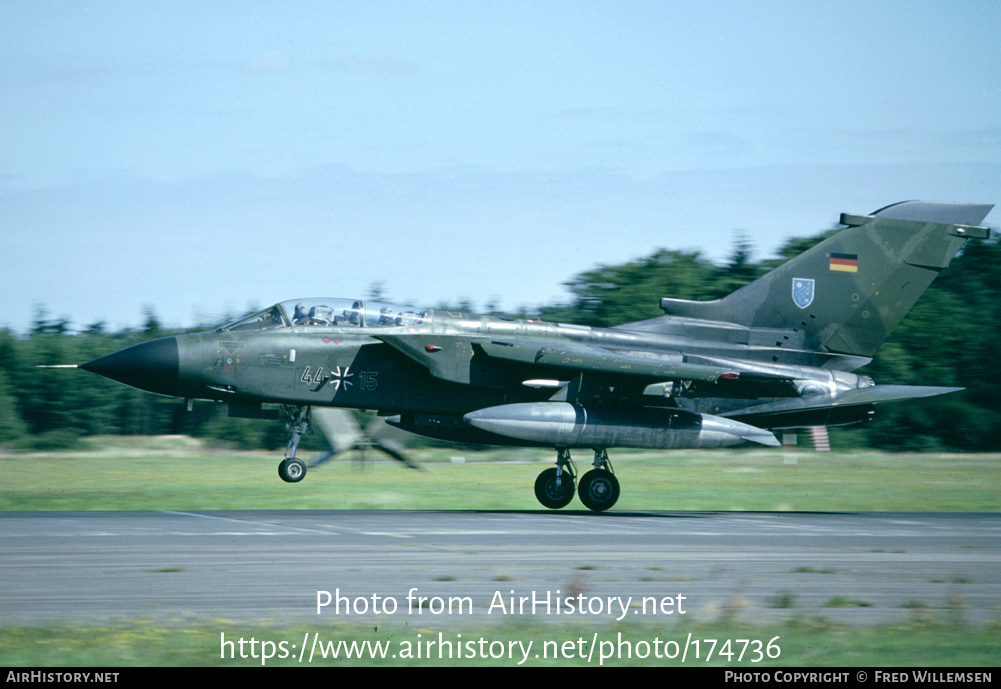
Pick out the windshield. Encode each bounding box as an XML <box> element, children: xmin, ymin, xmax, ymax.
<box><xmin>217</xmin><ymin>299</ymin><xmax>430</xmax><ymax>332</ymax></box>
<box><xmin>217</xmin><ymin>305</ymin><xmax>289</xmax><ymax>332</ymax></box>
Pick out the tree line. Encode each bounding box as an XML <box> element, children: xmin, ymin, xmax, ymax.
<box><xmin>2</xmin><ymin>227</ymin><xmax>999</xmax><ymax>451</ymax></box>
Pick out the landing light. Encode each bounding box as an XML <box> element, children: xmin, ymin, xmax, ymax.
<box><xmin>522</xmin><ymin>379</ymin><xmax>568</xmax><ymax>388</ymax></box>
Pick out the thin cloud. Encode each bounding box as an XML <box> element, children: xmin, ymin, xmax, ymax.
<box><xmin>241</xmin><ymin>50</ymin><xmax>293</xmax><ymax>75</ymax></box>
<box><xmin>319</xmin><ymin>56</ymin><xmax>417</xmax><ymax>78</ymax></box>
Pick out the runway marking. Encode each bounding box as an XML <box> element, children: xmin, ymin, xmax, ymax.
<box><xmin>160</xmin><ymin>510</ymin><xmax>343</xmax><ymax>536</ymax></box>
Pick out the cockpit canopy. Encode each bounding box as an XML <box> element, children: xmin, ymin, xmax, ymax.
<box><xmin>218</xmin><ymin>298</ymin><xmax>430</xmax><ymax>332</ymax></box>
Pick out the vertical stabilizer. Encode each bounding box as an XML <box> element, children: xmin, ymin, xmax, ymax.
<box><xmin>659</xmin><ymin>201</ymin><xmax>992</xmax><ymax>357</ymax></box>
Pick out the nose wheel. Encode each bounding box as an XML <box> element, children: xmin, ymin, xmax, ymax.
<box><xmin>279</xmin><ymin>457</ymin><xmax>307</xmax><ymax>483</ymax></box>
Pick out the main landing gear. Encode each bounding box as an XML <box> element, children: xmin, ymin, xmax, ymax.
<box><xmin>534</xmin><ymin>448</ymin><xmax>577</xmax><ymax>509</ymax></box>
<box><xmin>278</xmin><ymin>405</ymin><xmax>310</xmax><ymax>483</ymax></box>
<box><xmin>534</xmin><ymin>447</ymin><xmax>620</xmax><ymax>512</ymax></box>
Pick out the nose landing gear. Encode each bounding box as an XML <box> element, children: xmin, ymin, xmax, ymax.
<box><xmin>278</xmin><ymin>405</ymin><xmax>311</xmax><ymax>483</ymax></box>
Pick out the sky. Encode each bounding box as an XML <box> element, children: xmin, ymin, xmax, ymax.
<box><xmin>2</xmin><ymin>1</ymin><xmax>1000</xmax><ymax>333</ymax></box>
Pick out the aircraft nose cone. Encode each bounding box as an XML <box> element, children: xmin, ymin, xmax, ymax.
<box><xmin>81</xmin><ymin>336</ymin><xmax>179</xmax><ymax>396</ymax></box>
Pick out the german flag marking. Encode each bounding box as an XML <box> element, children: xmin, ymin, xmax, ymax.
<box><xmin>830</xmin><ymin>252</ymin><xmax>858</xmax><ymax>273</ymax></box>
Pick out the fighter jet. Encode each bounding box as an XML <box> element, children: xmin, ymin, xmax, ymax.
<box><xmin>69</xmin><ymin>201</ymin><xmax>992</xmax><ymax>511</ymax></box>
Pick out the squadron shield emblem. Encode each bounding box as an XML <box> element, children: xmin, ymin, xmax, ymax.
<box><xmin>792</xmin><ymin>278</ymin><xmax>815</xmax><ymax>309</ymax></box>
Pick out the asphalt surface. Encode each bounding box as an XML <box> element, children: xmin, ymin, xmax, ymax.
<box><xmin>2</xmin><ymin>510</ymin><xmax>999</xmax><ymax>626</ymax></box>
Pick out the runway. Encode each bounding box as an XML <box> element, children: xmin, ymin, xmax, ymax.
<box><xmin>2</xmin><ymin>510</ymin><xmax>999</xmax><ymax>626</ymax></box>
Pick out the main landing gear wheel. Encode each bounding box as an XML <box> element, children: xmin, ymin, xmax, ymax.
<box><xmin>279</xmin><ymin>458</ymin><xmax>307</xmax><ymax>483</ymax></box>
<box><xmin>578</xmin><ymin>469</ymin><xmax>620</xmax><ymax>512</ymax></box>
<box><xmin>534</xmin><ymin>468</ymin><xmax>576</xmax><ymax>509</ymax></box>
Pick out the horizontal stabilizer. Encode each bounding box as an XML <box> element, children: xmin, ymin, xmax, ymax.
<box><xmin>725</xmin><ymin>384</ymin><xmax>962</xmax><ymax>428</ymax></box>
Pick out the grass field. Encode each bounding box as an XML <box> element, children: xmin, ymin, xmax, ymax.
<box><xmin>3</xmin><ymin>618</ymin><xmax>999</xmax><ymax>666</ymax></box>
<box><xmin>2</xmin><ymin>435</ymin><xmax>1000</xmax><ymax>512</ymax></box>
<box><xmin>2</xmin><ymin>437</ymin><xmax>999</xmax><ymax>666</ymax></box>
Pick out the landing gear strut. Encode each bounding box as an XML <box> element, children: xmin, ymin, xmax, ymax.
<box><xmin>533</xmin><ymin>447</ymin><xmax>621</xmax><ymax>511</ymax></box>
<box><xmin>578</xmin><ymin>449</ymin><xmax>619</xmax><ymax>512</ymax></box>
<box><xmin>278</xmin><ymin>405</ymin><xmax>311</xmax><ymax>483</ymax></box>
<box><xmin>534</xmin><ymin>447</ymin><xmax>576</xmax><ymax>509</ymax></box>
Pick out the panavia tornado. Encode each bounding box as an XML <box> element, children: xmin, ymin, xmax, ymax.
<box><xmin>66</xmin><ymin>201</ymin><xmax>993</xmax><ymax>511</ymax></box>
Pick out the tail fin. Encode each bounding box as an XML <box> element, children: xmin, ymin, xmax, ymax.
<box><xmin>660</xmin><ymin>201</ymin><xmax>992</xmax><ymax>357</ymax></box>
